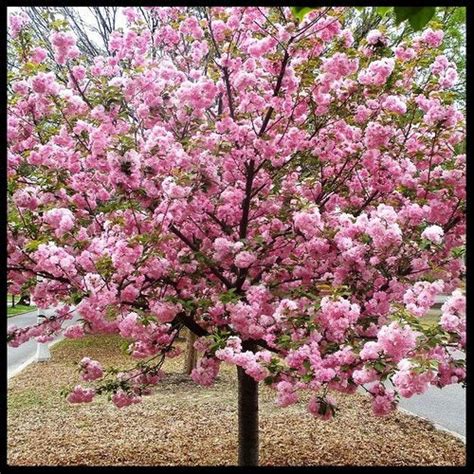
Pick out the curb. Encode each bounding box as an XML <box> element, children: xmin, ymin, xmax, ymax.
<box><xmin>398</xmin><ymin>407</ymin><xmax>466</xmax><ymax>443</ymax></box>
<box><xmin>358</xmin><ymin>386</ymin><xmax>466</xmax><ymax>444</ymax></box>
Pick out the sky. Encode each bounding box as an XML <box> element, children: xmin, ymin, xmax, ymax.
<box><xmin>7</xmin><ymin>6</ymin><xmax>127</xmax><ymax>46</ymax></box>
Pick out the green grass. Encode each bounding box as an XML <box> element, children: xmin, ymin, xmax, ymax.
<box><xmin>419</xmin><ymin>309</ymin><xmax>441</xmax><ymax>329</ymax></box>
<box><xmin>8</xmin><ymin>388</ymin><xmax>50</xmax><ymax>410</ymax></box>
<box><xmin>7</xmin><ymin>305</ymin><xmax>36</xmax><ymax>318</ymax></box>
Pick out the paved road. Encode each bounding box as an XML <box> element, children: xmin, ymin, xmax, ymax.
<box><xmin>7</xmin><ymin>308</ymin><xmax>79</xmax><ymax>378</ymax></box>
<box><xmin>398</xmin><ymin>381</ymin><xmax>465</xmax><ymax>438</ymax></box>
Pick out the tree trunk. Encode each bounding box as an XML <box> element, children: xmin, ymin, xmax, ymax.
<box><xmin>18</xmin><ymin>294</ymin><xmax>30</xmax><ymax>306</ymax></box>
<box><xmin>183</xmin><ymin>330</ymin><xmax>197</xmax><ymax>375</ymax></box>
<box><xmin>11</xmin><ymin>294</ymin><xmax>15</xmax><ymax>307</ymax></box>
<box><xmin>237</xmin><ymin>343</ymin><xmax>259</xmax><ymax>466</ymax></box>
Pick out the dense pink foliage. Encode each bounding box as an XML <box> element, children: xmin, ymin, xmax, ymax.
<box><xmin>7</xmin><ymin>7</ymin><xmax>465</xmax><ymax>417</ymax></box>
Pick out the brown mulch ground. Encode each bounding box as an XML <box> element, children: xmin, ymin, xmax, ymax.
<box><xmin>7</xmin><ymin>334</ymin><xmax>466</xmax><ymax>466</ymax></box>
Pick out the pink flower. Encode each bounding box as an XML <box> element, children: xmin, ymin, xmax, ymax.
<box><xmin>191</xmin><ymin>357</ymin><xmax>220</xmax><ymax>386</ymax></box>
<box><xmin>121</xmin><ymin>285</ymin><xmax>139</xmax><ymax>303</ymax></box>
<box><xmin>382</xmin><ymin>95</ymin><xmax>407</xmax><ymax>115</ymax></box>
<box><xmin>352</xmin><ymin>367</ymin><xmax>378</xmax><ymax>385</ymax></box>
<box><xmin>118</xmin><ymin>312</ymin><xmax>141</xmax><ymax>338</ymax></box>
<box><xmin>150</xmin><ymin>301</ymin><xmax>179</xmax><ymax>323</ymax></box>
<box><xmin>31</xmin><ymin>72</ymin><xmax>60</xmax><ymax>95</ymax></box>
<box><xmin>376</xmin><ymin>322</ymin><xmax>418</xmax><ymax>362</ymax></box>
<box><xmin>358</xmin><ymin>58</ymin><xmax>395</xmax><ymax>86</ymax></box>
<box><xmin>112</xmin><ymin>389</ymin><xmax>141</xmax><ymax>408</ymax></box>
<box><xmin>366</xmin><ymin>29</ymin><xmax>387</xmax><ymax>46</ymax></box>
<box><xmin>276</xmin><ymin>381</ymin><xmax>299</xmax><ymax>407</ymax></box>
<box><xmin>393</xmin><ymin>359</ymin><xmax>435</xmax><ymax>398</ymax></box>
<box><xmin>421</xmin><ymin>225</ymin><xmax>444</xmax><ymax>244</ymax></box>
<box><xmin>234</xmin><ymin>251</ymin><xmax>257</xmax><ymax>269</ymax></box>
<box><xmin>9</xmin><ymin>13</ymin><xmax>29</xmax><ymax>38</ymax></box>
<box><xmin>360</xmin><ymin>341</ymin><xmax>382</xmax><ymax>361</ymax></box>
<box><xmin>30</xmin><ymin>47</ymin><xmax>48</xmax><ymax>64</ymax></box>
<box><xmin>67</xmin><ymin>385</ymin><xmax>95</xmax><ymax>404</ymax></box>
<box><xmin>43</xmin><ymin>208</ymin><xmax>75</xmax><ymax>237</ymax></box>
<box><xmin>64</xmin><ymin>324</ymin><xmax>85</xmax><ymax>339</ymax></box>
<box><xmin>395</xmin><ymin>45</ymin><xmax>416</xmax><ymax>62</ymax></box>
<box><xmin>421</xmin><ymin>28</ymin><xmax>444</xmax><ymax>48</ymax></box>
<box><xmin>369</xmin><ymin>383</ymin><xmax>396</xmax><ymax>416</ymax></box>
<box><xmin>213</xmin><ymin>237</ymin><xmax>238</xmax><ymax>259</ymax></box>
<box><xmin>440</xmin><ymin>290</ymin><xmax>466</xmax><ymax>346</ymax></box>
<box><xmin>50</xmin><ymin>31</ymin><xmax>80</xmax><ymax>65</ymax></box>
<box><xmin>322</xmin><ymin>53</ymin><xmax>359</xmax><ymax>80</ymax></box>
<box><xmin>79</xmin><ymin>357</ymin><xmax>104</xmax><ymax>381</ymax></box>
<box><xmin>308</xmin><ymin>395</ymin><xmax>336</xmax><ymax>420</ymax></box>
<box><xmin>293</xmin><ymin>209</ymin><xmax>322</xmax><ymax>238</ymax></box>
<box><xmin>403</xmin><ymin>280</ymin><xmax>444</xmax><ymax>317</ymax></box>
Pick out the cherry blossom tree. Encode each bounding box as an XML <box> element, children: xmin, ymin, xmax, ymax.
<box><xmin>7</xmin><ymin>7</ymin><xmax>465</xmax><ymax>466</ymax></box>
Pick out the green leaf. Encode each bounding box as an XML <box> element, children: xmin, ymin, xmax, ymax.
<box><xmin>408</xmin><ymin>7</ymin><xmax>436</xmax><ymax>30</ymax></box>
<box><xmin>394</xmin><ymin>7</ymin><xmax>436</xmax><ymax>31</ymax></box>
<box><xmin>290</xmin><ymin>7</ymin><xmax>317</xmax><ymax>21</ymax></box>
<box><xmin>219</xmin><ymin>288</ymin><xmax>240</xmax><ymax>304</ymax></box>
<box><xmin>376</xmin><ymin>7</ymin><xmax>392</xmax><ymax>16</ymax></box>
<box><xmin>24</xmin><ymin>239</ymin><xmax>43</xmax><ymax>253</ymax></box>
<box><xmin>394</xmin><ymin>7</ymin><xmax>415</xmax><ymax>24</ymax></box>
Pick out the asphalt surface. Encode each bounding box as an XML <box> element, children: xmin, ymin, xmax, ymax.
<box><xmin>7</xmin><ymin>308</ymin><xmax>79</xmax><ymax>378</ymax></box>
<box><xmin>398</xmin><ymin>380</ymin><xmax>465</xmax><ymax>437</ymax></box>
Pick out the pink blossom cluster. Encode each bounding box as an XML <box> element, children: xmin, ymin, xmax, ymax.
<box><xmin>308</xmin><ymin>395</ymin><xmax>337</xmax><ymax>420</ymax></box>
<box><xmin>111</xmin><ymin>389</ymin><xmax>142</xmax><ymax>408</ymax></box>
<box><xmin>247</xmin><ymin>36</ymin><xmax>277</xmax><ymax>58</ymax></box>
<box><xmin>64</xmin><ymin>324</ymin><xmax>85</xmax><ymax>339</ymax></box>
<box><xmin>67</xmin><ymin>385</ymin><xmax>96</xmax><ymax>404</ymax></box>
<box><xmin>403</xmin><ymin>280</ymin><xmax>445</xmax><ymax>317</ymax></box>
<box><xmin>30</xmin><ymin>47</ymin><xmax>48</xmax><ymax>64</ymax></box>
<box><xmin>375</xmin><ymin>322</ymin><xmax>419</xmax><ymax>362</ymax></box>
<box><xmin>8</xmin><ymin>309</ymin><xmax>70</xmax><ymax>348</ymax></box>
<box><xmin>215</xmin><ymin>339</ymin><xmax>271</xmax><ymax>382</ymax></box>
<box><xmin>43</xmin><ymin>208</ymin><xmax>75</xmax><ymax>237</ymax></box>
<box><xmin>393</xmin><ymin>359</ymin><xmax>435</xmax><ymax>398</ymax></box>
<box><xmin>430</xmin><ymin>55</ymin><xmax>458</xmax><ymax>89</ymax></box>
<box><xmin>149</xmin><ymin>301</ymin><xmax>180</xmax><ymax>323</ymax></box>
<box><xmin>317</xmin><ymin>297</ymin><xmax>360</xmax><ymax>342</ymax></box>
<box><xmin>9</xmin><ymin>12</ymin><xmax>29</xmax><ymax>38</ymax></box>
<box><xmin>32</xmin><ymin>243</ymin><xmax>77</xmax><ymax>279</ymax></box>
<box><xmin>234</xmin><ymin>250</ymin><xmax>257</xmax><ymax>269</ymax></box>
<box><xmin>213</xmin><ymin>237</ymin><xmax>244</xmax><ymax>261</ymax></box>
<box><xmin>382</xmin><ymin>95</ymin><xmax>407</xmax><ymax>115</ymax></box>
<box><xmin>118</xmin><ymin>312</ymin><xmax>175</xmax><ymax>358</ymax></box>
<box><xmin>293</xmin><ymin>209</ymin><xmax>322</xmax><ymax>238</ymax></box>
<box><xmin>191</xmin><ymin>357</ymin><xmax>221</xmax><ymax>386</ymax></box>
<box><xmin>421</xmin><ymin>224</ymin><xmax>444</xmax><ymax>244</ymax></box>
<box><xmin>321</xmin><ymin>52</ymin><xmax>359</xmax><ymax>81</ymax></box>
<box><xmin>120</xmin><ymin>368</ymin><xmax>165</xmax><ymax>388</ymax></box>
<box><xmin>275</xmin><ymin>380</ymin><xmax>300</xmax><ymax>407</ymax></box>
<box><xmin>366</xmin><ymin>29</ymin><xmax>387</xmax><ymax>46</ymax></box>
<box><xmin>395</xmin><ymin>44</ymin><xmax>416</xmax><ymax>62</ymax></box>
<box><xmin>79</xmin><ymin>357</ymin><xmax>104</xmax><ymax>381</ymax></box>
<box><xmin>31</xmin><ymin>72</ymin><xmax>62</xmax><ymax>95</ymax></box>
<box><xmin>440</xmin><ymin>290</ymin><xmax>466</xmax><ymax>347</ymax></box>
<box><xmin>364</xmin><ymin>122</ymin><xmax>394</xmax><ymax>149</ymax></box>
<box><xmin>368</xmin><ymin>383</ymin><xmax>396</xmax><ymax>416</ymax></box>
<box><xmin>420</xmin><ymin>28</ymin><xmax>444</xmax><ymax>48</ymax></box>
<box><xmin>358</xmin><ymin>58</ymin><xmax>395</xmax><ymax>86</ymax></box>
<box><xmin>50</xmin><ymin>31</ymin><xmax>80</xmax><ymax>65</ymax></box>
